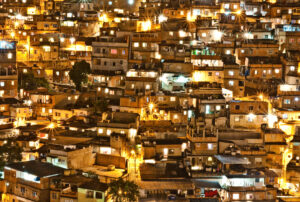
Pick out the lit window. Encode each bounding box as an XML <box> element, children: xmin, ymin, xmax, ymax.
<box><xmin>49</xmin><ymin>109</ymin><xmax>52</xmax><ymax>113</ymax></box>
<box><xmin>169</xmin><ymin>31</ymin><xmax>173</xmax><ymax>36</ymax></box>
<box><xmin>173</xmin><ymin>114</ymin><xmax>178</xmax><ymax>119</ymax></box>
<box><xmin>224</xmin><ymin>4</ymin><xmax>229</xmax><ymax>9</ymax></box>
<box><xmin>131</xmin><ymin>84</ymin><xmax>135</xmax><ymax>89</ymax></box>
<box><xmin>42</xmin><ymin>108</ymin><xmax>45</xmax><ymax>113</ymax></box>
<box><xmin>107</xmin><ymin>129</ymin><xmax>111</xmax><ymax>135</ymax></box>
<box><xmin>145</xmin><ymin>84</ymin><xmax>150</xmax><ymax>90</ymax></box>
<box><xmin>98</xmin><ymin>128</ymin><xmax>103</xmax><ymax>134</ymax></box>
<box><xmin>282</xmin><ymin>114</ymin><xmax>288</xmax><ymax>119</ymax></box>
<box><xmin>233</xmin><ymin>4</ymin><xmax>238</xmax><ymax>9</ymax></box>
<box><xmin>111</xmin><ymin>49</ymin><xmax>117</xmax><ymax>54</ymax></box>
<box><xmin>288</xmin><ymin>9</ymin><xmax>292</xmax><ymax>14</ymax></box>
<box><xmin>241</xmin><ymin>49</ymin><xmax>244</xmax><ymax>53</ymax></box>
<box><xmin>7</xmin><ymin>53</ymin><xmax>12</xmax><ymax>59</ymax></box>
<box><xmin>295</xmin><ymin>97</ymin><xmax>299</xmax><ymax>102</ymax></box>
<box><xmin>56</xmin><ymin>71</ymin><xmax>59</xmax><ymax>76</ymax></box>
<box><xmin>254</xmin><ymin>70</ymin><xmax>258</xmax><ymax>75</ymax></box>
<box><xmin>228</xmin><ymin>71</ymin><xmax>234</xmax><ymax>76</ymax></box>
<box><xmin>234</xmin><ymin>116</ymin><xmax>240</xmax><ymax>122</ymax></box>
<box><xmin>133</xmin><ymin>42</ymin><xmax>139</xmax><ymax>47</ymax></box>
<box><xmin>290</xmin><ymin>66</ymin><xmax>295</xmax><ymax>71</ymax></box>
<box><xmin>246</xmin><ymin>193</ymin><xmax>253</xmax><ymax>200</ymax></box>
<box><xmin>275</xmin><ymin>69</ymin><xmax>280</xmax><ymax>74</ymax></box>
<box><xmin>226</xmin><ymin>50</ymin><xmax>230</xmax><ymax>55</ymax></box>
<box><xmin>68</xmin><ymin>96</ymin><xmax>71</xmax><ymax>100</ymax></box>
<box><xmin>202</xmin><ymin>33</ymin><xmax>207</xmax><ymax>37</ymax></box>
<box><xmin>0</xmin><ymin>82</ymin><xmax>4</xmax><ymax>87</ymax></box>
<box><xmin>120</xmin><ymin>130</ymin><xmax>125</xmax><ymax>134</ymax></box>
<box><xmin>142</xmin><ymin>42</ymin><xmax>147</xmax><ymax>47</ymax></box>
<box><xmin>284</xmin><ymin>99</ymin><xmax>290</xmax><ymax>104</ymax></box>
<box><xmin>180</xmin><ymin>11</ymin><xmax>184</xmax><ymax>15</ymax></box>
<box><xmin>229</xmin><ymin>80</ymin><xmax>234</xmax><ymax>86</ymax></box>
<box><xmin>170</xmin><ymin>97</ymin><xmax>176</xmax><ymax>102</ymax></box>
<box><xmin>11</xmin><ymin>81</ymin><xmax>14</xmax><ymax>86</ymax></box>
<box><xmin>233</xmin><ymin>193</ymin><xmax>239</xmax><ymax>200</ymax></box>
<box><xmin>75</xmin><ymin>95</ymin><xmax>78</xmax><ymax>99</ymax></box>
<box><xmin>216</xmin><ymin>105</ymin><xmax>221</xmax><ymax>111</ymax></box>
<box><xmin>207</xmin><ymin>143</ymin><xmax>213</xmax><ymax>150</ymax></box>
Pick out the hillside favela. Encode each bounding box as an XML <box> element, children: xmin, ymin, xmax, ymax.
<box><xmin>0</xmin><ymin>0</ymin><xmax>300</xmax><ymax>201</ymax></box>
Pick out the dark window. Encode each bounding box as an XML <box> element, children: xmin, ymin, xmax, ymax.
<box><xmin>235</xmin><ymin>105</ymin><xmax>240</xmax><ymax>110</ymax></box>
<box><xmin>52</xmin><ymin>193</ymin><xmax>57</xmax><ymax>199</ymax></box>
<box><xmin>95</xmin><ymin>192</ymin><xmax>103</xmax><ymax>199</ymax></box>
<box><xmin>208</xmin><ymin>72</ymin><xmax>212</xmax><ymax>76</ymax></box>
<box><xmin>249</xmin><ymin>106</ymin><xmax>254</xmax><ymax>111</ymax></box>
<box><xmin>32</xmin><ymin>191</ymin><xmax>37</xmax><ymax>197</ymax></box>
<box><xmin>21</xmin><ymin>187</ymin><xmax>25</xmax><ymax>194</ymax></box>
<box><xmin>86</xmin><ymin>190</ymin><xmax>93</xmax><ymax>198</ymax></box>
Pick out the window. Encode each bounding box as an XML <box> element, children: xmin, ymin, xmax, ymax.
<box><xmin>133</xmin><ymin>42</ymin><xmax>139</xmax><ymax>47</ymax></box>
<box><xmin>122</xmin><ymin>50</ymin><xmax>126</xmax><ymax>55</ymax></box>
<box><xmin>216</xmin><ymin>72</ymin><xmax>220</xmax><ymax>76</ymax></box>
<box><xmin>234</xmin><ymin>116</ymin><xmax>240</xmax><ymax>122</ymax></box>
<box><xmin>216</xmin><ymin>105</ymin><xmax>221</xmax><ymax>111</ymax></box>
<box><xmin>249</xmin><ymin>106</ymin><xmax>254</xmax><ymax>111</ymax></box>
<box><xmin>226</xmin><ymin>50</ymin><xmax>230</xmax><ymax>55</ymax></box>
<box><xmin>229</xmin><ymin>80</ymin><xmax>234</xmax><ymax>86</ymax></box>
<box><xmin>169</xmin><ymin>31</ymin><xmax>173</xmax><ymax>36</ymax></box>
<box><xmin>7</xmin><ymin>53</ymin><xmax>12</xmax><ymax>59</ymax></box>
<box><xmin>0</xmin><ymin>82</ymin><xmax>4</xmax><ymax>87</ymax></box>
<box><xmin>208</xmin><ymin>72</ymin><xmax>212</xmax><ymax>76</ymax></box>
<box><xmin>145</xmin><ymin>84</ymin><xmax>150</xmax><ymax>90</ymax></box>
<box><xmin>98</xmin><ymin>128</ymin><xmax>103</xmax><ymax>134</ymax></box>
<box><xmin>32</xmin><ymin>191</ymin><xmax>37</xmax><ymax>197</ymax></box>
<box><xmin>232</xmin><ymin>193</ymin><xmax>239</xmax><ymax>200</ymax></box>
<box><xmin>233</xmin><ymin>4</ymin><xmax>238</xmax><ymax>9</ymax></box>
<box><xmin>52</xmin><ymin>193</ymin><xmax>57</xmax><ymax>199</ymax></box>
<box><xmin>246</xmin><ymin>193</ymin><xmax>254</xmax><ymax>200</ymax></box>
<box><xmin>275</xmin><ymin>69</ymin><xmax>280</xmax><ymax>74</ymax></box>
<box><xmin>86</xmin><ymin>190</ymin><xmax>94</xmax><ymax>198</ymax></box>
<box><xmin>142</xmin><ymin>42</ymin><xmax>147</xmax><ymax>47</ymax></box>
<box><xmin>290</xmin><ymin>66</ymin><xmax>295</xmax><ymax>71</ymax></box>
<box><xmin>241</xmin><ymin>49</ymin><xmax>244</xmax><ymax>53</ymax></box>
<box><xmin>254</xmin><ymin>70</ymin><xmax>258</xmax><ymax>75</ymax></box>
<box><xmin>107</xmin><ymin>129</ymin><xmax>111</xmax><ymax>136</ymax></box>
<box><xmin>224</xmin><ymin>4</ymin><xmax>229</xmax><ymax>9</ymax></box>
<box><xmin>295</xmin><ymin>97</ymin><xmax>299</xmax><ymax>102</ymax></box>
<box><xmin>168</xmin><ymin>149</ymin><xmax>175</xmax><ymax>154</ymax></box>
<box><xmin>111</xmin><ymin>49</ymin><xmax>117</xmax><ymax>54</ymax></box>
<box><xmin>21</xmin><ymin>187</ymin><xmax>25</xmax><ymax>194</ymax></box>
<box><xmin>207</xmin><ymin>143</ymin><xmax>213</xmax><ymax>150</ymax></box>
<box><xmin>202</xmin><ymin>33</ymin><xmax>207</xmax><ymax>37</ymax></box>
<box><xmin>228</xmin><ymin>71</ymin><xmax>234</xmax><ymax>76</ymax></box>
<box><xmin>277</xmin><ymin>9</ymin><xmax>280</xmax><ymax>14</ymax></box>
<box><xmin>11</xmin><ymin>81</ymin><xmax>14</xmax><ymax>86</ymax></box>
<box><xmin>235</xmin><ymin>105</ymin><xmax>240</xmax><ymax>110</ymax></box>
<box><xmin>95</xmin><ymin>192</ymin><xmax>103</xmax><ymax>199</ymax></box>
<box><xmin>170</xmin><ymin>97</ymin><xmax>176</xmax><ymax>102</ymax></box>
<box><xmin>284</xmin><ymin>99</ymin><xmax>291</xmax><ymax>104</ymax></box>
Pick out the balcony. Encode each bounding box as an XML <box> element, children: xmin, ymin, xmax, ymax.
<box><xmin>187</xmin><ymin>133</ymin><xmax>218</xmax><ymax>142</ymax></box>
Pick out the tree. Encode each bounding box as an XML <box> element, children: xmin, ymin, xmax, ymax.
<box><xmin>0</xmin><ymin>139</ymin><xmax>23</xmax><ymax>174</ymax></box>
<box><xmin>69</xmin><ymin>60</ymin><xmax>91</xmax><ymax>91</ymax></box>
<box><xmin>108</xmin><ymin>178</ymin><xmax>139</xmax><ymax>202</ymax></box>
<box><xmin>94</xmin><ymin>99</ymin><xmax>108</xmax><ymax>113</ymax></box>
<box><xmin>19</xmin><ymin>72</ymin><xmax>49</xmax><ymax>91</ymax></box>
